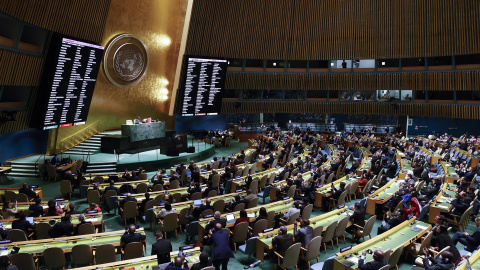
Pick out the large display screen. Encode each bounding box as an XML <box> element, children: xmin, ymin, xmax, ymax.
<box><xmin>31</xmin><ymin>33</ymin><xmax>104</xmax><ymax>130</ymax></box>
<box><xmin>177</xmin><ymin>56</ymin><xmax>228</xmax><ymax>116</ymax></box>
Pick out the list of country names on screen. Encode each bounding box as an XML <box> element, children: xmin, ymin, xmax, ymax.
<box><xmin>181</xmin><ymin>57</ymin><xmax>227</xmax><ymax>116</ymax></box>
<box><xmin>43</xmin><ymin>38</ymin><xmax>104</xmax><ymax>130</ymax></box>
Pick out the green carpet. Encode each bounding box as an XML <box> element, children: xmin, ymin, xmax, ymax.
<box><xmin>3</xmin><ymin>140</ymin><xmax>476</xmax><ymax>269</ymax></box>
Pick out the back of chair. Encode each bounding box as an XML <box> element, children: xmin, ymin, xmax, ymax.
<box><xmin>169</xmin><ymin>180</ymin><xmax>180</xmax><ymax>190</ymax></box>
<box><xmin>337</xmin><ymin>190</ymin><xmax>347</xmax><ymax>206</ymax></box>
<box><xmin>249</xmin><ymin>181</ymin><xmax>259</xmax><ymax>194</ymax></box>
<box><xmin>334</xmin><ymin>216</ymin><xmax>350</xmax><ymax>239</ymax></box>
<box><xmin>139</xmin><ymin>173</ymin><xmax>148</xmax><ymax>180</ymax></box>
<box><xmin>144</xmin><ymin>200</ymin><xmax>157</xmax><ymax>212</ymax></box>
<box><xmin>7</xmin><ymin>229</ymin><xmax>27</xmax><ymax>242</ymax></box>
<box><xmin>187</xmin><ymin>221</ymin><xmax>199</xmax><ymax>238</ymax></box>
<box><xmin>383</xmin><ymin>249</ymin><xmax>392</xmax><ymax>264</ymax></box>
<box><xmin>4</xmin><ymin>190</ymin><xmax>15</xmax><ymax>202</ymax></box>
<box><xmin>267</xmin><ymin>210</ymin><xmax>275</xmax><ymax>228</ymax></box>
<box><xmin>213</xmin><ymin>200</ymin><xmax>225</xmax><ymax>213</ymax></box>
<box><xmin>349</xmin><ymin>181</ymin><xmax>359</xmax><ymax>196</ymax></box>
<box><xmin>326</xmin><ymin>173</ymin><xmax>334</xmax><ymax>184</ymax></box>
<box><xmin>252</xmin><ymin>219</ymin><xmax>267</xmax><ymax>237</ymax></box>
<box><xmin>233</xmin><ymin>203</ymin><xmax>245</xmax><ymax>212</ymax></box>
<box><xmin>418</xmin><ymin>231</ymin><xmax>433</xmax><ymax>251</ymax></box>
<box><xmin>201</xmin><ymin>209</ymin><xmax>214</xmax><ymax>218</ymax></box>
<box><xmin>282</xmin><ymin>172</ymin><xmax>290</xmax><ymax>180</ymax></box>
<box><xmin>190</xmin><ymin>192</ymin><xmax>202</xmax><ymax>200</ymax></box>
<box><xmin>78</xmin><ymin>223</ymin><xmax>96</xmax><ymax>235</ymax></box>
<box><xmin>172</xmin><ymin>193</ymin><xmax>182</xmax><ymax>203</ymax></box>
<box><xmin>281</xmin><ymin>242</ymin><xmax>302</xmax><ymax>269</ymax></box>
<box><xmin>268</xmin><ymin>173</ymin><xmax>276</xmax><ymax>185</ymax></box>
<box><xmin>10</xmin><ymin>253</ymin><xmax>36</xmax><ymax>270</ymax></box>
<box><xmin>212</xmin><ymin>174</ymin><xmax>221</xmax><ymax>188</ymax></box>
<box><xmin>123</xmin><ymin>201</ymin><xmax>138</xmax><ymax>219</ymax></box>
<box><xmin>388</xmin><ymin>245</ymin><xmax>404</xmax><ymax>269</ymax></box>
<box><xmin>378</xmin><ymin>264</ymin><xmax>390</xmax><ymax>270</ymax></box>
<box><xmin>287</xmin><ymin>185</ymin><xmax>296</xmax><ymax>198</ymax></box>
<box><xmin>301</xmin><ymin>204</ymin><xmax>313</xmax><ymax>220</ymax></box>
<box><xmin>232</xmin><ymin>222</ymin><xmax>249</xmax><ymax>243</ymax></box>
<box><xmin>178</xmin><ymin>207</ymin><xmax>189</xmax><ymax>228</ymax></box>
<box><xmin>286</xmin><ymin>212</ymin><xmax>300</xmax><ymax>225</ymax></box>
<box><xmin>44</xmin><ymin>247</ymin><xmax>66</xmax><ymax>269</ymax></box>
<box><xmin>207</xmin><ymin>190</ymin><xmax>218</xmax><ymax>198</ymax></box>
<box><xmin>247</xmin><ymin>197</ymin><xmax>259</xmax><ymax>209</ymax></box>
<box><xmin>313</xmin><ymin>225</ymin><xmax>324</xmax><ymax>237</ymax></box>
<box><xmin>87</xmin><ymin>190</ymin><xmax>101</xmax><ymax>205</ymax></box>
<box><xmin>249</xmin><ymin>164</ymin><xmax>256</xmax><ymax>175</ymax></box>
<box><xmin>93</xmin><ymin>176</ymin><xmax>104</xmax><ymax>183</ymax></box>
<box><xmin>322</xmin><ymin>221</ymin><xmax>338</xmax><ymax>243</ymax></box>
<box><xmin>162</xmin><ymin>213</ymin><xmax>179</xmax><ymax>233</ymax></box>
<box><xmin>259</xmin><ymin>175</ymin><xmax>268</xmax><ymax>190</ymax></box>
<box><xmin>136</xmin><ymin>183</ymin><xmax>148</xmax><ymax>194</ymax></box>
<box><xmin>361</xmin><ymin>216</ymin><xmax>376</xmax><ymax>237</ymax></box>
<box><xmin>304</xmin><ymin>236</ymin><xmax>322</xmax><ymax>262</ymax></box>
<box><xmin>95</xmin><ymin>244</ymin><xmax>117</xmax><ymax>264</ymax></box>
<box><xmin>124</xmin><ymin>242</ymin><xmax>144</xmax><ymax>260</ymax></box>
<box><xmin>14</xmin><ymin>193</ymin><xmax>29</xmax><ymax>202</ymax></box>
<box><xmin>35</xmin><ymin>222</ymin><xmax>51</xmax><ymax>239</ymax></box>
<box><xmin>153</xmin><ymin>184</ymin><xmax>164</xmax><ymax>191</ymax></box>
<box><xmin>72</xmin><ymin>244</ymin><xmax>94</xmax><ymax>266</ymax></box>
<box><xmin>104</xmin><ymin>189</ymin><xmax>117</xmax><ymax>204</ymax></box>
<box><xmin>242</xmin><ymin>236</ymin><xmax>258</xmax><ymax>255</ymax></box>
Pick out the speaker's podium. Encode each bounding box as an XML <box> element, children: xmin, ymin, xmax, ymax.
<box><xmin>161</xmin><ymin>135</ymin><xmax>193</xmax><ymax>156</ymax></box>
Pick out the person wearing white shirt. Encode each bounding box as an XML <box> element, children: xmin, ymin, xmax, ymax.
<box><xmin>159</xmin><ymin>202</ymin><xmax>176</xmax><ymax>217</ymax></box>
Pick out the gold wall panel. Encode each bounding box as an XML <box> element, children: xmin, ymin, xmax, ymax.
<box><xmin>186</xmin><ymin>0</ymin><xmax>480</xmax><ymax>60</ymax></box>
<box><xmin>53</xmin><ymin>0</ymin><xmax>189</xmax><ymax>149</ymax></box>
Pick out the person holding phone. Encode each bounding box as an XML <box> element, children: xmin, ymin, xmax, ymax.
<box><xmin>205</xmin><ymin>223</ymin><xmax>234</xmax><ymax>270</ymax></box>
<box><xmin>358</xmin><ymin>250</ymin><xmax>386</xmax><ymax>270</ymax></box>
<box><xmin>2</xmin><ymin>201</ymin><xmax>17</xmax><ymax>219</ymax></box>
<box><xmin>120</xmin><ymin>224</ymin><xmax>146</xmax><ymax>249</ymax></box>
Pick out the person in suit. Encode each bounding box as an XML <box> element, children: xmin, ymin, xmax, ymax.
<box><xmin>203</xmin><ymin>182</ymin><xmax>217</xmax><ymax>198</ymax></box>
<box><xmin>74</xmin><ymin>214</ymin><xmax>92</xmax><ymax>235</ymax></box>
<box><xmin>18</xmin><ymin>183</ymin><xmax>36</xmax><ymax>200</ymax></box>
<box><xmin>346</xmin><ymin>202</ymin><xmax>366</xmax><ymax>242</ymax></box>
<box><xmin>330</xmin><ymin>182</ymin><xmax>346</xmax><ymax>201</ymax></box>
<box><xmin>422</xmin><ymin>248</ymin><xmax>454</xmax><ymax>270</ymax></box>
<box><xmin>294</xmin><ymin>218</ymin><xmax>314</xmax><ymax>248</ymax></box>
<box><xmin>358</xmin><ymin>250</ymin><xmax>386</xmax><ymax>270</ymax></box>
<box><xmin>199</xmin><ymin>198</ymin><xmax>214</xmax><ymax>213</ymax></box>
<box><xmin>119</xmin><ymin>194</ymin><xmax>136</xmax><ymax>210</ymax></box>
<box><xmin>377</xmin><ymin>209</ymin><xmax>405</xmax><ymax>235</ymax></box>
<box><xmin>243</xmin><ymin>189</ymin><xmax>257</xmax><ymax>205</ymax></box>
<box><xmin>165</xmin><ymin>256</ymin><xmax>189</xmax><ymax>270</ymax></box>
<box><xmin>151</xmin><ymin>230</ymin><xmax>172</xmax><ymax>263</ymax></box>
<box><xmin>120</xmin><ymin>224</ymin><xmax>146</xmax><ymax>249</ymax></box>
<box><xmin>139</xmin><ymin>193</ymin><xmax>151</xmax><ymax>214</ymax></box>
<box><xmin>28</xmin><ymin>197</ymin><xmax>44</xmax><ymax>217</ymax></box>
<box><xmin>190</xmin><ymin>252</ymin><xmax>212</xmax><ymax>270</ymax></box>
<box><xmin>49</xmin><ymin>214</ymin><xmax>74</xmax><ymax>238</ymax></box>
<box><xmin>272</xmin><ymin>226</ymin><xmax>294</xmax><ymax>257</ymax></box>
<box><xmin>206</xmin><ymin>223</ymin><xmax>235</xmax><ymax>270</ymax></box>
<box><xmin>104</xmin><ymin>181</ymin><xmax>120</xmax><ymax>195</ymax></box>
<box><xmin>51</xmin><ymin>154</ymin><xmax>59</xmax><ymax>165</ymax></box>
<box><xmin>188</xmin><ymin>182</ymin><xmax>202</xmax><ymax>197</ymax></box>
<box><xmin>452</xmin><ymin>217</ymin><xmax>480</xmax><ymax>252</ymax></box>
<box><xmin>206</xmin><ymin>211</ymin><xmax>227</xmax><ymax>231</ymax></box>
<box><xmin>11</xmin><ymin>213</ymin><xmax>35</xmax><ymax>236</ymax></box>
<box><xmin>67</xmin><ymin>203</ymin><xmax>81</xmax><ymax>215</ymax></box>
<box><xmin>444</xmin><ymin>194</ymin><xmax>471</xmax><ymax>220</ymax></box>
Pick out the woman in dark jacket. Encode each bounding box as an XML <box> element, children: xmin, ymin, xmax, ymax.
<box><xmin>431</xmin><ymin>225</ymin><xmax>461</xmax><ymax>262</ymax></box>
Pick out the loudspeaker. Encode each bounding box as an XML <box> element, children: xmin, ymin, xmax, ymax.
<box><xmin>187</xmin><ymin>147</ymin><xmax>195</xmax><ymax>153</ymax></box>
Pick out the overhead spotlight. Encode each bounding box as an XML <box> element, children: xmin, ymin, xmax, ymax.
<box><xmin>273</xmin><ymin>62</ymin><xmax>277</xmax><ymax>67</ymax></box>
<box><xmin>381</xmin><ymin>62</ymin><xmax>386</xmax><ymax>66</ymax></box>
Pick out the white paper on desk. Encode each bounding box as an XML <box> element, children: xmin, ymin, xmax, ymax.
<box><xmin>247</xmin><ymin>214</ymin><xmax>255</xmax><ymax>218</ymax></box>
<box><xmin>4</xmin><ymin>225</ymin><xmax>11</xmax><ymax>229</ymax></box>
<box><xmin>89</xmin><ymin>218</ymin><xmax>98</xmax><ymax>222</ymax></box>
<box><xmin>349</xmin><ymin>257</ymin><xmax>360</xmax><ymax>263</ymax></box>
<box><xmin>42</xmin><ymin>206</ymin><xmax>48</xmax><ymax>209</ymax></box>
<box><xmin>415</xmin><ymin>225</ymin><xmax>429</xmax><ymax>230</ymax></box>
<box><xmin>0</xmin><ymin>251</ymin><xmax>8</xmax><ymax>256</ymax></box>
<box><xmin>386</xmin><ymin>193</ymin><xmax>393</xmax><ymax>195</ymax></box>
<box><xmin>437</xmin><ymin>205</ymin><xmax>450</xmax><ymax>209</ymax></box>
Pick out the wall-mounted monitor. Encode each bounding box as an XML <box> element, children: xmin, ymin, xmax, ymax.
<box><xmin>31</xmin><ymin>33</ymin><xmax>104</xmax><ymax>130</ymax></box>
<box><xmin>176</xmin><ymin>56</ymin><xmax>228</xmax><ymax>116</ymax></box>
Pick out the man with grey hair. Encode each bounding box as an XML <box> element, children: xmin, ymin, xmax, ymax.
<box><xmin>272</xmin><ymin>226</ymin><xmax>293</xmax><ymax>257</ymax></box>
<box><xmin>74</xmin><ymin>214</ymin><xmax>92</xmax><ymax>235</ymax></box>
<box><xmin>206</xmin><ymin>211</ymin><xmax>226</xmax><ymax>231</ymax></box>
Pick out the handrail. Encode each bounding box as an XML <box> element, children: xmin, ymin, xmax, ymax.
<box><xmin>59</xmin><ymin>120</ymin><xmax>102</xmax><ymax>152</ymax></box>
